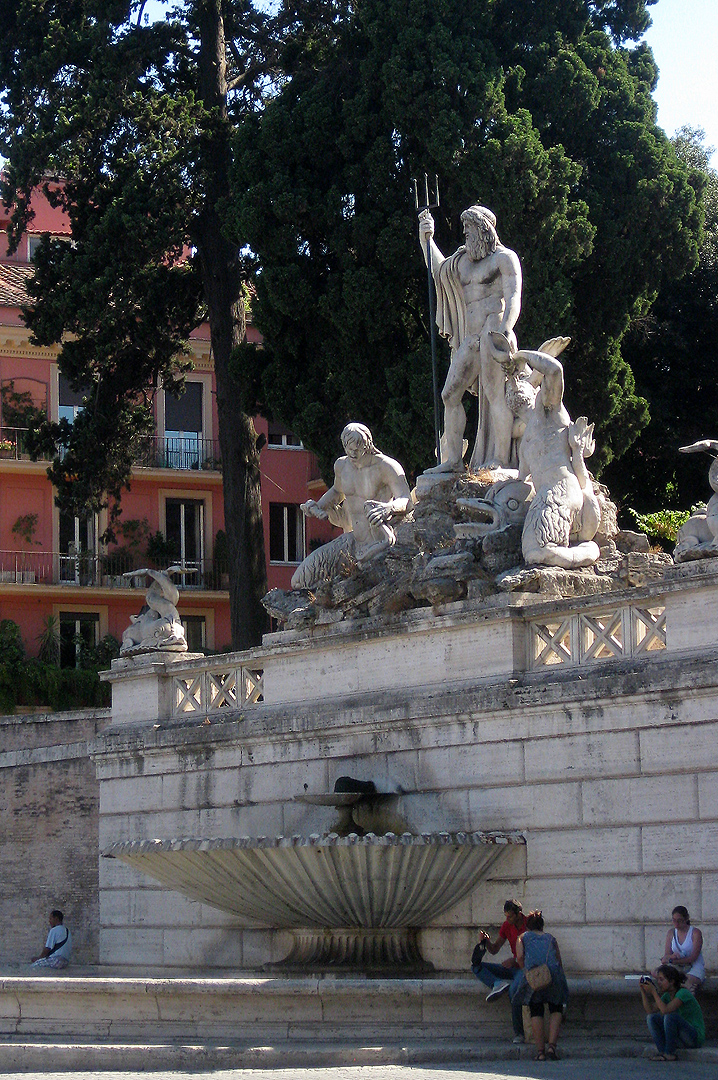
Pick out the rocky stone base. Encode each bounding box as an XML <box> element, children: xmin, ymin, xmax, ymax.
<box><xmin>263</xmin><ymin>472</ymin><xmax>669</xmax><ymax>629</ymax></box>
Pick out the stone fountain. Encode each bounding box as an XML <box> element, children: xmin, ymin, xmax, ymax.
<box><xmin>94</xmin><ymin>201</ymin><xmax>717</xmax><ymax>993</ymax></box>
<box><xmin>105</xmin><ymin>830</ymin><xmax>524</xmax><ymax>971</ymax></box>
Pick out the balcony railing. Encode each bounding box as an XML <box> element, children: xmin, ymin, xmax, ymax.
<box><xmin>0</xmin><ymin>429</ymin><xmax>221</xmax><ymax>471</ymax></box>
<box><xmin>0</xmin><ymin>427</ymin><xmax>53</xmax><ymax>461</ymax></box>
<box><xmin>134</xmin><ymin>436</ymin><xmax>221</xmax><ymax>471</ymax></box>
<box><xmin>0</xmin><ymin>550</ymin><xmax>229</xmax><ymax>591</ymax></box>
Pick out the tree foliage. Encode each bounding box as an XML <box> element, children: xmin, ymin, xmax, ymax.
<box><xmin>0</xmin><ymin>0</ymin><xmax>344</xmax><ymax>647</ymax></box>
<box><xmin>1</xmin><ymin>7</ymin><xmax>204</xmax><ymax>518</ymax></box>
<box><xmin>230</xmin><ymin>0</ymin><xmax>702</xmax><ymax>481</ymax></box>
<box><xmin>604</xmin><ymin>126</ymin><xmax>718</xmax><ymax>514</ymax></box>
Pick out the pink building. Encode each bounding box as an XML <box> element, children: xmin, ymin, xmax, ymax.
<box><xmin>0</xmin><ymin>189</ymin><xmax>335</xmax><ymax>661</ymax></box>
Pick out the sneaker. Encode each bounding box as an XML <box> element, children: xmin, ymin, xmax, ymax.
<box><xmin>512</xmin><ymin>1034</ymin><xmax>525</xmax><ymax>1044</ymax></box>
<box><xmin>486</xmin><ymin>979</ymin><xmax>511</xmax><ymax>1001</ymax></box>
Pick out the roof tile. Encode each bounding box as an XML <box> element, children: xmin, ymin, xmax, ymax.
<box><xmin>0</xmin><ymin>263</ymin><xmax>32</xmax><ymax>306</ymax></box>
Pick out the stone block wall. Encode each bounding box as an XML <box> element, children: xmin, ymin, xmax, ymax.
<box><xmin>94</xmin><ymin>646</ymin><xmax>718</xmax><ymax>975</ymax></box>
<box><xmin>0</xmin><ymin>708</ymin><xmax>108</xmax><ymax>965</ymax></box>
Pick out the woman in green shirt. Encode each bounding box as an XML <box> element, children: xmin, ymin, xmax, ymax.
<box><xmin>640</xmin><ymin>964</ymin><xmax>705</xmax><ymax>1061</ymax></box>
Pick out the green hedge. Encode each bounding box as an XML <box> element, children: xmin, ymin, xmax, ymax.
<box><xmin>0</xmin><ymin>660</ymin><xmax>111</xmax><ymax>713</ymax></box>
<box><xmin>0</xmin><ymin>619</ymin><xmax>114</xmax><ymax>714</ymax></box>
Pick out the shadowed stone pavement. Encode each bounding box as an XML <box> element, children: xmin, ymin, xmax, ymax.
<box><xmin>1</xmin><ymin>1062</ymin><xmax>716</xmax><ymax>1080</ymax></box>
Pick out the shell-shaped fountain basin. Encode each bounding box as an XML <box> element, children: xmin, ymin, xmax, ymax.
<box><xmin>104</xmin><ymin>830</ymin><xmax>525</xmax><ymax>930</ymax></box>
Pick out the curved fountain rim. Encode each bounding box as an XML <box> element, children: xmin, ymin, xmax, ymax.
<box><xmin>103</xmin><ymin>829</ymin><xmax>526</xmax><ymax>858</ymax></box>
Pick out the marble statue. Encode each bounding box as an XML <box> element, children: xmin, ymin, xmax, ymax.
<box><xmin>489</xmin><ymin>332</ymin><xmax>601</xmax><ymax>568</ymax></box>
<box><xmin>455</xmin><ymin>478</ymin><xmax>533</xmax><ymax>538</ymax></box>
<box><xmin>120</xmin><ymin>567</ymin><xmax>187</xmax><ymax>655</ymax></box>
<box><xmin>291</xmin><ymin>423</ymin><xmax>411</xmax><ymax>590</ymax></box>
<box><xmin>674</xmin><ymin>440</ymin><xmax>718</xmax><ymax>562</ymax></box>
<box><xmin>418</xmin><ymin>205</ymin><xmax>522</xmax><ymax>472</ymax></box>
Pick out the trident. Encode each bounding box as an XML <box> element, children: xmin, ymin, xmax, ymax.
<box><xmin>413</xmin><ymin>173</ymin><xmax>441</xmax><ymax>467</ymax></box>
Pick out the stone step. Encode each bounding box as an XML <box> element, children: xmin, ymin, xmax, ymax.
<box><xmin>0</xmin><ymin>1038</ymin><xmax>716</xmax><ymax>1073</ymax></box>
<box><xmin>1</xmin><ymin>973</ymin><xmax>715</xmax><ymax>1053</ymax></box>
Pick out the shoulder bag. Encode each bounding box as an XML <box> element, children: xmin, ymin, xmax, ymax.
<box><xmin>525</xmin><ymin>935</ymin><xmax>553</xmax><ymax>991</ymax></box>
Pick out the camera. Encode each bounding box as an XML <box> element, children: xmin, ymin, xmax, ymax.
<box><xmin>640</xmin><ymin>975</ymin><xmax>654</xmax><ymax>985</ymax></box>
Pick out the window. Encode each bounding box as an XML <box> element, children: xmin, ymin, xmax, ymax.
<box><xmin>165</xmin><ymin>382</ymin><xmax>203</xmax><ymax>468</ymax></box>
<box><xmin>269</xmin><ymin>503</ymin><xmax>305</xmax><ymax>563</ymax></box>
<box><xmin>182</xmin><ymin>615</ymin><xmax>206</xmax><ymax>653</ymax></box>
<box><xmin>58</xmin><ymin>374</ymin><xmax>87</xmax><ymax>425</ymax></box>
<box><xmin>166</xmin><ymin>498</ymin><xmax>204</xmax><ymax>586</ymax></box>
<box><xmin>29</xmin><ymin>235</ymin><xmax>71</xmax><ymax>261</ymax></box>
<box><xmin>59</xmin><ymin>611</ymin><xmax>99</xmax><ymax>668</ymax></box>
<box><xmin>267</xmin><ymin>422</ymin><xmax>302</xmax><ymax>448</ymax></box>
<box><xmin>59</xmin><ymin>511</ymin><xmax>97</xmax><ymax>585</ymax></box>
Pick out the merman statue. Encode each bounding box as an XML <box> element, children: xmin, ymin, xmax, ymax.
<box><xmin>489</xmin><ymin>331</ymin><xmax>601</xmax><ymax>569</ymax></box>
<box><xmin>120</xmin><ymin>566</ymin><xmax>188</xmax><ymax>655</ymax></box>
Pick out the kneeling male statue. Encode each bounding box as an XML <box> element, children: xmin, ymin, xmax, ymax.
<box><xmin>292</xmin><ymin>423</ymin><xmax>411</xmax><ymax>591</ymax></box>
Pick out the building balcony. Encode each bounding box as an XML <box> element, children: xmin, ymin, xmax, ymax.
<box><xmin>0</xmin><ymin>426</ymin><xmax>52</xmax><ymax>461</ymax></box>
<box><xmin>0</xmin><ymin>550</ymin><xmax>229</xmax><ymax>591</ymax></box>
<box><xmin>0</xmin><ymin>429</ymin><xmax>222</xmax><ymax>471</ymax></box>
<box><xmin>133</xmin><ymin>436</ymin><xmax>221</xmax><ymax>472</ymax></box>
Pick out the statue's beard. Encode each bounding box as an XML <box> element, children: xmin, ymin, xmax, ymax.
<box><xmin>506</xmin><ymin>373</ymin><xmax>537</xmax><ymax>416</ymax></box>
<box><xmin>465</xmin><ymin>232</ymin><xmax>490</xmax><ymax>262</ymax></box>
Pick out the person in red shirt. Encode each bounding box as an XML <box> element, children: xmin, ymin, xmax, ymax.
<box><xmin>472</xmin><ymin>898</ymin><xmax>527</xmax><ymax>1041</ymax></box>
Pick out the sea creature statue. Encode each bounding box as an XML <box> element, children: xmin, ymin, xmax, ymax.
<box><xmin>291</xmin><ymin>423</ymin><xmax>411</xmax><ymax>591</ymax></box>
<box><xmin>674</xmin><ymin>440</ymin><xmax>718</xmax><ymax>562</ymax></box>
<box><xmin>120</xmin><ymin>566</ymin><xmax>188</xmax><ymax>655</ymax></box>
<box><xmin>489</xmin><ymin>331</ymin><xmax>601</xmax><ymax>569</ymax></box>
<box><xmin>455</xmin><ymin>478</ymin><xmax>533</xmax><ymax>538</ymax></box>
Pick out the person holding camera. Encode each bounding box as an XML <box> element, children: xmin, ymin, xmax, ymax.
<box><xmin>640</xmin><ymin>964</ymin><xmax>705</xmax><ymax>1060</ymax></box>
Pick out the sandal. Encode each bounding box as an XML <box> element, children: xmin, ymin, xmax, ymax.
<box><xmin>536</xmin><ymin>1052</ymin><xmax>546</xmax><ymax>1061</ymax></box>
<box><xmin>649</xmin><ymin>1054</ymin><xmax>666</xmax><ymax>1061</ymax></box>
<box><xmin>546</xmin><ymin>1044</ymin><xmax>558</xmax><ymax>1060</ymax></box>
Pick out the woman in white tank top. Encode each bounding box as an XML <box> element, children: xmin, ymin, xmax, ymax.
<box><xmin>662</xmin><ymin>906</ymin><xmax>705</xmax><ymax>991</ymax></box>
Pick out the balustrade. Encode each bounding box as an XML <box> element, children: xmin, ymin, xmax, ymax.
<box><xmin>528</xmin><ymin>603</ymin><xmax>667</xmax><ymax>669</ymax></box>
<box><xmin>171</xmin><ymin>663</ymin><xmax>264</xmax><ymax>717</ymax></box>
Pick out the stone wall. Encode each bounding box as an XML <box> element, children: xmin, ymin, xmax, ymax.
<box><xmin>0</xmin><ymin>708</ymin><xmax>109</xmax><ymax>965</ymax></box>
<box><xmin>94</xmin><ymin>634</ymin><xmax>718</xmax><ymax>974</ymax></box>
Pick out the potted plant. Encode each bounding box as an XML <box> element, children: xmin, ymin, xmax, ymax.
<box><xmin>146</xmin><ymin>530</ymin><xmax>179</xmax><ymax>569</ymax></box>
<box><xmin>1</xmin><ymin>381</ymin><xmax>47</xmax><ymax>458</ymax></box>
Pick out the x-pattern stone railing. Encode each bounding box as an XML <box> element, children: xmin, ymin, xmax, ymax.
<box><xmin>168</xmin><ymin>601</ymin><xmax>667</xmax><ymax>711</ymax></box>
<box><xmin>529</xmin><ymin>602</ymin><xmax>666</xmax><ymax>669</ymax></box>
<box><xmin>172</xmin><ymin>662</ymin><xmax>264</xmax><ymax>717</ymax></box>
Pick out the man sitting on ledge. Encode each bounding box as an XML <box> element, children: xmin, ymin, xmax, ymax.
<box><xmin>31</xmin><ymin>909</ymin><xmax>72</xmax><ymax>969</ymax></box>
<box><xmin>472</xmin><ymin>898</ymin><xmax>527</xmax><ymax>1042</ymax></box>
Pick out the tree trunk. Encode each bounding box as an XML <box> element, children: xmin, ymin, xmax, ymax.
<box><xmin>194</xmin><ymin>0</ymin><xmax>268</xmax><ymax>649</ymax></box>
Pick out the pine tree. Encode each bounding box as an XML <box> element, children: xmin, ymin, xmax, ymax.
<box><xmin>0</xmin><ymin>0</ymin><xmax>344</xmax><ymax>647</ymax></box>
<box><xmin>230</xmin><ymin>0</ymin><xmax>702</xmax><ymax>480</ymax></box>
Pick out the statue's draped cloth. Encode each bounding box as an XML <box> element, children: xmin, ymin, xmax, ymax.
<box><xmin>434</xmin><ymin>246</ymin><xmax>496</xmax><ymax>470</ymax></box>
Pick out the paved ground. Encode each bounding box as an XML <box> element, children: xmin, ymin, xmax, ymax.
<box><xmin>2</xmin><ymin>1063</ymin><xmax>716</xmax><ymax>1080</ymax></box>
